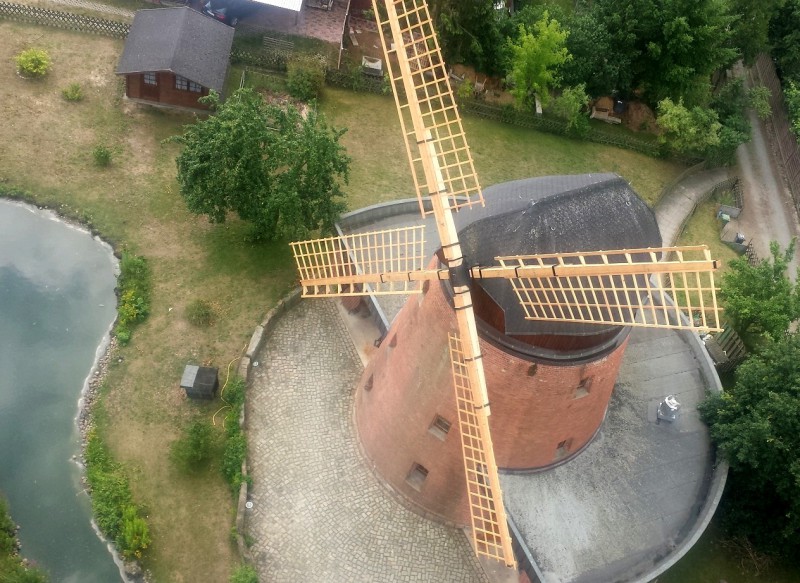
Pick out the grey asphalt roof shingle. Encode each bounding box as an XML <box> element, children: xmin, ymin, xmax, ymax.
<box><xmin>116</xmin><ymin>7</ymin><xmax>234</xmax><ymax>94</ymax></box>
<box><xmin>456</xmin><ymin>174</ymin><xmax>662</xmax><ymax>336</ymax></box>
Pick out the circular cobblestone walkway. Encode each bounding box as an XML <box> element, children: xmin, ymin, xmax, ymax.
<box><xmin>247</xmin><ymin>300</ymin><xmax>488</xmax><ymax>583</ymax></box>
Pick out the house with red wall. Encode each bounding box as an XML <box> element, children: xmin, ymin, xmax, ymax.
<box><xmin>116</xmin><ymin>7</ymin><xmax>234</xmax><ymax>111</ymax></box>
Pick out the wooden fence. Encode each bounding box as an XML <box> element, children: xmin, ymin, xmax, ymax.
<box><xmin>750</xmin><ymin>53</ymin><xmax>800</xmax><ymax>212</ymax></box>
<box><xmin>0</xmin><ymin>1</ymin><xmax>129</xmax><ymax>38</ymax></box>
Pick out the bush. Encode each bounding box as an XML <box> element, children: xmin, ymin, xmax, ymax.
<box><xmin>287</xmin><ymin>55</ymin><xmax>326</xmax><ymax>101</ymax></box>
<box><xmin>84</xmin><ymin>430</ymin><xmax>149</xmax><ymax>560</ymax></box>
<box><xmin>92</xmin><ymin>145</ymin><xmax>112</xmax><ymax>167</ymax></box>
<box><xmin>171</xmin><ymin>420</ymin><xmax>213</xmax><ymax>473</ymax></box>
<box><xmin>15</xmin><ymin>48</ymin><xmax>51</xmax><ymax>78</ymax></box>
<box><xmin>221</xmin><ymin>378</ymin><xmax>250</xmax><ymax>491</ymax></box>
<box><xmin>62</xmin><ymin>82</ymin><xmax>84</xmax><ymax>102</ymax></box>
<box><xmin>115</xmin><ymin>254</ymin><xmax>151</xmax><ymax>345</ymax></box>
<box><xmin>185</xmin><ymin>299</ymin><xmax>215</xmax><ymax>327</ymax></box>
<box><xmin>230</xmin><ymin>564</ymin><xmax>258</xmax><ymax>583</ymax></box>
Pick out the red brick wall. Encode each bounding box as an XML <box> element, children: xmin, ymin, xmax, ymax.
<box><xmin>123</xmin><ymin>72</ymin><xmax>211</xmax><ymax>110</ymax></box>
<box><xmin>354</xmin><ymin>279</ymin><xmax>628</xmax><ymax>525</ymax></box>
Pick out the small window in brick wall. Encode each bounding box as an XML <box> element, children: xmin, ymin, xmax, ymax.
<box><xmin>554</xmin><ymin>439</ymin><xmax>573</xmax><ymax>461</ymax></box>
<box><xmin>573</xmin><ymin>377</ymin><xmax>593</xmax><ymax>399</ymax></box>
<box><xmin>364</xmin><ymin>374</ymin><xmax>374</xmax><ymax>392</ymax></box>
<box><xmin>143</xmin><ymin>72</ymin><xmax>157</xmax><ymax>85</ymax></box>
<box><xmin>406</xmin><ymin>463</ymin><xmax>429</xmax><ymax>491</ymax></box>
<box><xmin>428</xmin><ymin>414</ymin><xmax>451</xmax><ymax>440</ymax></box>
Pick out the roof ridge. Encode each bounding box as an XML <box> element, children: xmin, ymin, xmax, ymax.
<box><xmin>171</xmin><ymin>6</ymin><xmax>193</xmax><ymax>74</ymax></box>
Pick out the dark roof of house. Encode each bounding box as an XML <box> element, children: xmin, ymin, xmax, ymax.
<box><xmin>116</xmin><ymin>7</ymin><xmax>234</xmax><ymax>94</ymax></box>
<box><xmin>455</xmin><ymin>174</ymin><xmax>662</xmax><ymax>336</ymax></box>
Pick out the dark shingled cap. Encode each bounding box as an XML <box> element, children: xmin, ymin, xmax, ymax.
<box><xmin>454</xmin><ymin>174</ymin><xmax>662</xmax><ymax>336</ymax></box>
<box><xmin>116</xmin><ymin>7</ymin><xmax>234</xmax><ymax>95</ymax></box>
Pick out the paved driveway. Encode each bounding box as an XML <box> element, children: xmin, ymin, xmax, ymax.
<box><xmin>246</xmin><ymin>300</ymin><xmax>488</xmax><ymax>583</ymax></box>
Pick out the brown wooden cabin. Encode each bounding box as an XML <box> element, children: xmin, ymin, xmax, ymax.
<box><xmin>116</xmin><ymin>7</ymin><xmax>234</xmax><ymax>111</ymax></box>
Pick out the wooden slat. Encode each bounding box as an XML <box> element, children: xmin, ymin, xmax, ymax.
<box><xmin>374</xmin><ymin>0</ymin><xmax>483</xmax><ymax>216</ymax></box>
<box><xmin>449</xmin><ymin>334</ymin><xmax>516</xmax><ymax>567</ymax></box>
<box><xmin>498</xmin><ymin>246</ymin><xmax>722</xmax><ymax>332</ymax></box>
<box><xmin>289</xmin><ymin>226</ymin><xmax>427</xmax><ymax>296</ymax></box>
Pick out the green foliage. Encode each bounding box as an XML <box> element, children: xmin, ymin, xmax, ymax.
<box><xmin>171</xmin><ymin>88</ymin><xmax>350</xmax><ymax>241</ymax></box>
<box><xmin>221</xmin><ymin>378</ymin><xmax>250</xmax><ymax>492</ymax></box>
<box><xmin>784</xmin><ymin>80</ymin><xmax>800</xmax><ymax>142</ymax></box>
<box><xmin>704</xmin><ymin>79</ymin><xmax>752</xmax><ymax>166</ymax></box>
<box><xmin>230</xmin><ymin>563</ymin><xmax>259</xmax><ymax>583</ymax></box>
<box><xmin>171</xmin><ymin>419</ymin><xmax>214</xmax><ymax>473</ymax></box>
<box><xmin>84</xmin><ymin>430</ymin><xmax>150</xmax><ymax>560</ymax></box>
<box><xmin>747</xmin><ymin>86</ymin><xmax>772</xmax><ymax>120</ymax></box>
<box><xmin>559</xmin><ymin>10</ymin><xmax>626</xmax><ymax>98</ymax></box>
<box><xmin>115</xmin><ymin>254</ymin><xmax>151</xmax><ymax>345</ymax></box>
<box><xmin>92</xmin><ymin>145</ymin><xmax>112</xmax><ymax>167</ymax></box>
<box><xmin>506</xmin><ymin>11</ymin><xmax>570</xmax><ymax>110</ymax></box>
<box><xmin>592</xmin><ymin>0</ymin><xmax>738</xmax><ymax>105</ymax></box>
<box><xmin>185</xmin><ymin>299</ymin><xmax>215</xmax><ymax>327</ymax></box>
<box><xmin>728</xmin><ymin>0</ymin><xmax>783</xmax><ymax>64</ymax></box>
<box><xmin>769</xmin><ymin>0</ymin><xmax>800</xmax><ymax>80</ymax></box>
<box><xmin>699</xmin><ymin>332</ymin><xmax>800</xmax><ymax>556</ymax></box>
<box><xmin>286</xmin><ymin>55</ymin><xmax>326</xmax><ymax>102</ymax></box>
<box><xmin>61</xmin><ymin>82</ymin><xmax>84</xmax><ymax>102</ymax></box>
<box><xmin>0</xmin><ymin>497</ymin><xmax>49</xmax><ymax>581</ymax></box>
<box><xmin>720</xmin><ymin>240</ymin><xmax>800</xmax><ymax>346</ymax></box>
<box><xmin>120</xmin><ymin>505</ymin><xmax>150</xmax><ymax>560</ymax></box>
<box><xmin>656</xmin><ymin>97</ymin><xmax>721</xmax><ymax>157</ymax></box>
<box><xmin>433</xmin><ymin>0</ymin><xmax>507</xmax><ymax>75</ymax></box>
<box><xmin>549</xmin><ymin>83</ymin><xmax>589</xmax><ymax>136</ymax></box>
<box><xmin>14</xmin><ymin>48</ymin><xmax>51</xmax><ymax>78</ymax></box>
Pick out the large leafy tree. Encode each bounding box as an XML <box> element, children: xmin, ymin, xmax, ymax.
<box><xmin>656</xmin><ymin>97</ymin><xmax>722</xmax><ymax>157</ymax></box>
<box><xmin>171</xmin><ymin>89</ymin><xmax>349</xmax><ymax>241</ymax></box>
<box><xmin>770</xmin><ymin>0</ymin><xmax>800</xmax><ymax>80</ymax></box>
<box><xmin>593</xmin><ymin>0</ymin><xmax>738</xmax><ymax>105</ymax></box>
<box><xmin>699</xmin><ymin>332</ymin><xmax>800</xmax><ymax>555</ymax></box>
<box><xmin>728</xmin><ymin>0</ymin><xmax>783</xmax><ymax>65</ymax></box>
<box><xmin>720</xmin><ymin>240</ymin><xmax>800</xmax><ymax>345</ymax></box>
<box><xmin>506</xmin><ymin>11</ymin><xmax>570</xmax><ymax>110</ymax></box>
<box><xmin>430</xmin><ymin>0</ymin><xmax>508</xmax><ymax>76</ymax></box>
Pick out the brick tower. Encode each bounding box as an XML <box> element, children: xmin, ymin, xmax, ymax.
<box><xmin>354</xmin><ymin>175</ymin><xmax>662</xmax><ymax>526</ymax></box>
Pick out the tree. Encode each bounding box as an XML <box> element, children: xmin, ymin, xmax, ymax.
<box><xmin>506</xmin><ymin>11</ymin><xmax>570</xmax><ymax>110</ymax></box>
<box><xmin>593</xmin><ymin>0</ymin><xmax>738</xmax><ymax>105</ymax></box>
<box><xmin>549</xmin><ymin>84</ymin><xmax>590</xmax><ymax>136</ymax></box>
<box><xmin>769</xmin><ymin>0</ymin><xmax>800</xmax><ymax>79</ymax></box>
<box><xmin>699</xmin><ymin>332</ymin><xmax>800</xmax><ymax>556</ymax></box>
<box><xmin>728</xmin><ymin>0</ymin><xmax>783</xmax><ymax>65</ymax></box>
<box><xmin>720</xmin><ymin>240</ymin><xmax>800</xmax><ymax>345</ymax></box>
<box><xmin>705</xmin><ymin>78</ymin><xmax>752</xmax><ymax>165</ymax></box>
<box><xmin>430</xmin><ymin>0</ymin><xmax>508</xmax><ymax>76</ymax></box>
<box><xmin>171</xmin><ymin>88</ymin><xmax>349</xmax><ymax>241</ymax></box>
<box><xmin>747</xmin><ymin>86</ymin><xmax>772</xmax><ymax>121</ymax></box>
<box><xmin>656</xmin><ymin>97</ymin><xmax>721</xmax><ymax>157</ymax></box>
<box><xmin>559</xmin><ymin>11</ymin><xmax>628</xmax><ymax>98</ymax></box>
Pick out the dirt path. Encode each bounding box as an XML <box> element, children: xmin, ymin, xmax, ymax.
<box><xmin>737</xmin><ymin>73</ymin><xmax>800</xmax><ymax>278</ymax></box>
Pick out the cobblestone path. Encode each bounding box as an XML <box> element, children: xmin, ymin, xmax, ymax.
<box><xmin>247</xmin><ymin>300</ymin><xmax>488</xmax><ymax>583</ymax></box>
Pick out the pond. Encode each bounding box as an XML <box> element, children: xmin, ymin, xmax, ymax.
<box><xmin>0</xmin><ymin>199</ymin><xmax>123</xmax><ymax>582</ymax></box>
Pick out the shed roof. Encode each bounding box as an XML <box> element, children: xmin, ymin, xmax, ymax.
<box><xmin>116</xmin><ymin>7</ymin><xmax>234</xmax><ymax>94</ymax></box>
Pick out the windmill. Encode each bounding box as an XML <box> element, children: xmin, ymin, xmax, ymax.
<box><xmin>289</xmin><ymin>0</ymin><xmax>721</xmax><ymax>572</ymax></box>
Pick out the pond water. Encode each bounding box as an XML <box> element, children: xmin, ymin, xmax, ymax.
<box><xmin>0</xmin><ymin>199</ymin><xmax>123</xmax><ymax>582</ymax></box>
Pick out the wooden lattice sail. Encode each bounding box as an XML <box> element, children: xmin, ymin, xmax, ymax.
<box><xmin>374</xmin><ymin>0</ymin><xmax>483</xmax><ymax>216</ymax></box>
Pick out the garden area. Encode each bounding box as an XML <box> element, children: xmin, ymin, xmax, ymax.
<box><xmin>3</xmin><ymin>3</ymin><xmax>800</xmax><ymax>581</ymax></box>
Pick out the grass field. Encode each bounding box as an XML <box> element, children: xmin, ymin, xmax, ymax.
<box><xmin>1</xmin><ymin>20</ymin><xmax>695</xmax><ymax>583</ymax></box>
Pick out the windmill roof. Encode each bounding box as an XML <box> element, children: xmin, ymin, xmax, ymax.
<box><xmin>455</xmin><ymin>174</ymin><xmax>662</xmax><ymax>336</ymax></box>
<box><xmin>116</xmin><ymin>7</ymin><xmax>234</xmax><ymax>94</ymax></box>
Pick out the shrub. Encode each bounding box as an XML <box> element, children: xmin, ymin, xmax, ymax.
<box><xmin>230</xmin><ymin>564</ymin><xmax>259</xmax><ymax>583</ymax></box>
<box><xmin>287</xmin><ymin>55</ymin><xmax>326</xmax><ymax>101</ymax></box>
<box><xmin>15</xmin><ymin>48</ymin><xmax>51</xmax><ymax>78</ymax></box>
<box><xmin>62</xmin><ymin>82</ymin><xmax>84</xmax><ymax>102</ymax></box>
<box><xmin>222</xmin><ymin>378</ymin><xmax>250</xmax><ymax>491</ymax></box>
<box><xmin>119</xmin><ymin>505</ymin><xmax>150</xmax><ymax>559</ymax></box>
<box><xmin>115</xmin><ymin>254</ymin><xmax>151</xmax><ymax>345</ymax></box>
<box><xmin>185</xmin><ymin>299</ymin><xmax>215</xmax><ymax>327</ymax></box>
<box><xmin>171</xmin><ymin>420</ymin><xmax>213</xmax><ymax>473</ymax></box>
<box><xmin>92</xmin><ymin>145</ymin><xmax>112</xmax><ymax>167</ymax></box>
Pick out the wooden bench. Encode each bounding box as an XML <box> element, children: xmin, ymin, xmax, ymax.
<box><xmin>590</xmin><ymin>106</ymin><xmax>622</xmax><ymax>124</ymax></box>
<box><xmin>263</xmin><ymin>35</ymin><xmax>295</xmax><ymax>52</ymax></box>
